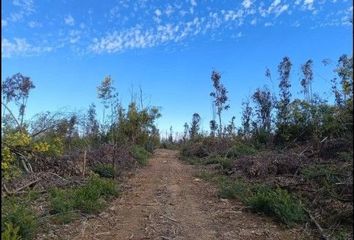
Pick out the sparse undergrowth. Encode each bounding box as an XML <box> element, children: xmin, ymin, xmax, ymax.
<box><xmin>188</xmin><ymin>137</ymin><xmax>353</xmax><ymax>239</ymax></box>
<box><xmin>197</xmin><ymin>171</ymin><xmax>306</xmax><ymax>226</ymax></box>
<box><xmin>92</xmin><ymin>163</ymin><xmax>116</xmax><ymax>178</ymax></box>
<box><xmin>49</xmin><ymin>176</ymin><xmax>119</xmax><ymax>223</ymax></box>
<box><xmin>132</xmin><ymin>145</ymin><xmax>151</xmax><ymax>165</ymax></box>
<box><xmin>1</xmin><ymin>197</ymin><xmax>38</xmax><ymax>240</ymax></box>
<box><xmin>1</xmin><ymin>175</ymin><xmax>120</xmax><ymax>240</ymax></box>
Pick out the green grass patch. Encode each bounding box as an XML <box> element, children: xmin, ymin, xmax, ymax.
<box><xmin>132</xmin><ymin>145</ymin><xmax>150</xmax><ymax>165</ymax></box>
<box><xmin>1</xmin><ymin>198</ymin><xmax>38</xmax><ymax>240</ymax></box>
<box><xmin>195</xmin><ymin>170</ymin><xmax>218</xmax><ymax>181</ymax></box>
<box><xmin>92</xmin><ymin>163</ymin><xmax>115</xmax><ymax>178</ymax></box>
<box><xmin>215</xmin><ymin>176</ymin><xmax>305</xmax><ymax>226</ymax></box>
<box><xmin>226</xmin><ymin>143</ymin><xmax>257</xmax><ymax>158</ymax></box>
<box><xmin>247</xmin><ymin>186</ymin><xmax>306</xmax><ymax>226</ymax></box>
<box><xmin>48</xmin><ymin>176</ymin><xmax>119</xmax><ymax>223</ymax></box>
<box><xmin>2</xmin><ymin>223</ymin><xmax>21</xmax><ymax>240</ymax></box>
<box><xmin>218</xmin><ymin>178</ymin><xmax>251</xmax><ymax>200</ymax></box>
<box><xmin>301</xmin><ymin>164</ymin><xmax>342</xmax><ymax>184</ymax></box>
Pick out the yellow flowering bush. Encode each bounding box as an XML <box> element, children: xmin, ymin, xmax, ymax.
<box><xmin>47</xmin><ymin>137</ymin><xmax>64</xmax><ymax>156</ymax></box>
<box><xmin>32</xmin><ymin>142</ymin><xmax>50</xmax><ymax>153</ymax></box>
<box><xmin>2</xmin><ymin>146</ymin><xmax>14</xmax><ymax>171</ymax></box>
<box><xmin>1</xmin><ymin>132</ymin><xmax>65</xmax><ymax>179</ymax></box>
<box><xmin>1</xmin><ymin>146</ymin><xmax>19</xmax><ymax>180</ymax></box>
<box><xmin>4</xmin><ymin>132</ymin><xmax>31</xmax><ymax>147</ymax></box>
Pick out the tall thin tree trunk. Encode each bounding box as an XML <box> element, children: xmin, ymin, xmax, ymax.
<box><xmin>218</xmin><ymin>112</ymin><xmax>222</xmax><ymax>138</ymax></box>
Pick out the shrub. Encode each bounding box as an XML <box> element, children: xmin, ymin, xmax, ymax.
<box><xmin>218</xmin><ymin>158</ymin><xmax>234</xmax><ymax>171</ymax></box>
<box><xmin>1</xmin><ymin>223</ymin><xmax>21</xmax><ymax>240</ymax></box>
<box><xmin>49</xmin><ymin>176</ymin><xmax>119</xmax><ymax>221</ymax></box>
<box><xmin>1</xmin><ymin>199</ymin><xmax>37</xmax><ymax>240</ymax></box>
<box><xmin>218</xmin><ymin>178</ymin><xmax>250</xmax><ymax>200</ymax></box>
<box><xmin>226</xmin><ymin>143</ymin><xmax>257</xmax><ymax>158</ymax></box>
<box><xmin>144</xmin><ymin>141</ymin><xmax>155</xmax><ymax>153</ymax></box>
<box><xmin>181</xmin><ymin>142</ymin><xmax>209</xmax><ymax>158</ymax></box>
<box><xmin>180</xmin><ymin>156</ymin><xmax>204</xmax><ymax>165</ymax></box>
<box><xmin>48</xmin><ymin>188</ymin><xmax>75</xmax><ymax>215</ymax></box>
<box><xmin>92</xmin><ymin>164</ymin><xmax>115</xmax><ymax>178</ymax></box>
<box><xmin>216</xmin><ymin>177</ymin><xmax>305</xmax><ymax>226</ymax></box>
<box><xmin>247</xmin><ymin>186</ymin><xmax>305</xmax><ymax>226</ymax></box>
<box><xmin>195</xmin><ymin>170</ymin><xmax>217</xmax><ymax>181</ymax></box>
<box><xmin>132</xmin><ymin>145</ymin><xmax>150</xmax><ymax>165</ymax></box>
<box><xmin>301</xmin><ymin>164</ymin><xmax>341</xmax><ymax>184</ymax></box>
<box><xmin>73</xmin><ymin>176</ymin><xmax>118</xmax><ymax>214</ymax></box>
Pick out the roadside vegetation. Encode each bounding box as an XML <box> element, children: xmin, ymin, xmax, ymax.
<box><xmin>1</xmin><ymin>75</ymin><xmax>160</xmax><ymax>239</ymax></box>
<box><xmin>176</xmin><ymin>55</ymin><xmax>353</xmax><ymax>239</ymax></box>
<box><xmin>1</xmin><ymin>54</ymin><xmax>352</xmax><ymax>239</ymax></box>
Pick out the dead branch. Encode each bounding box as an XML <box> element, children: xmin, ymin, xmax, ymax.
<box><xmin>304</xmin><ymin>208</ymin><xmax>331</xmax><ymax>240</ymax></box>
<box><xmin>163</xmin><ymin>215</ymin><xmax>179</xmax><ymax>223</ymax></box>
<box><xmin>1</xmin><ymin>102</ymin><xmax>22</xmax><ymax>129</ymax></box>
<box><xmin>6</xmin><ymin>178</ymin><xmax>41</xmax><ymax>196</ymax></box>
<box><xmin>2</xmin><ymin>183</ymin><xmax>11</xmax><ymax>195</ymax></box>
<box><xmin>47</xmin><ymin>172</ymin><xmax>69</xmax><ymax>182</ymax></box>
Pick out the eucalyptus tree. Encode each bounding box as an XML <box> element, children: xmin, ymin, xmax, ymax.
<box><xmin>210</xmin><ymin>71</ymin><xmax>230</xmax><ymax>138</ymax></box>
<box><xmin>189</xmin><ymin>113</ymin><xmax>201</xmax><ymax>140</ymax></box>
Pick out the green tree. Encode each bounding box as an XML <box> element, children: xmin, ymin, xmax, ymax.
<box><xmin>210</xmin><ymin>71</ymin><xmax>230</xmax><ymax>137</ymax></box>
<box><xmin>189</xmin><ymin>113</ymin><xmax>201</xmax><ymax>140</ymax></box>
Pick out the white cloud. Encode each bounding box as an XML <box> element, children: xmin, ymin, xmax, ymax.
<box><xmin>69</xmin><ymin>30</ymin><xmax>81</xmax><ymax>44</ymax></box>
<box><xmin>269</xmin><ymin>0</ymin><xmax>281</xmax><ymax>10</ymax></box>
<box><xmin>242</xmin><ymin>0</ymin><xmax>252</xmax><ymax>9</ymax></box>
<box><xmin>7</xmin><ymin>0</ymin><xmax>35</xmax><ymax>23</ymax></box>
<box><xmin>2</xmin><ymin>38</ymin><xmax>52</xmax><ymax>58</ymax></box>
<box><xmin>191</xmin><ymin>0</ymin><xmax>197</xmax><ymax>7</ymax></box>
<box><xmin>275</xmin><ymin>4</ymin><xmax>289</xmax><ymax>16</ymax></box>
<box><xmin>2</xmin><ymin>19</ymin><xmax>8</xmax><ymax>27</ymax></box>
<box><xmin>250</xmin><ymin>18</ymin><xmax>257</xmax><ymax>25</ymax></box>
<box><xmin>28</xmin><ymin>21</ymin><xmax>42</xmax><ymax>28</ymax></box>
<box><xmin>304</xmin><ymin>0</ymin><xmax>315</xmax><ymax>10</ymax></box>
<box><xmin>12</xmin><ymin>0</ymin><xmax>34</xmax><ymax>13</ymax></box>
<box><xmin>89</xmin><ymin>18</ymin><xmax>205</xmax><ymax>54</ymax></box>
<box><xmin>64</xmin><ymin>15</ymin><xmax>75</xmax><ymax>26</ymax></box>
<box><xmin>155</xmin><ymin>9</ymin><xmax>162</xmax><ymax>16</ymax></box>
<box><xmin>165</xmin><ymin>5</ymin><xmax>174</xmax><ymax>16</ymax></box>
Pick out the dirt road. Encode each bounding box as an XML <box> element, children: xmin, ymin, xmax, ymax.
<box><xmin>44</xmin><ymin>149</ymin><xmax>304</xmax><ymax>240</ymax></box>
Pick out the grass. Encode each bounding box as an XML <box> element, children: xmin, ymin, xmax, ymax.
<box><xmin>92</xmin><ymin>163</ymin><xmax>116</xmax><ymax>178</ymax></box>
<box><xmin>1</xmin><ymin>197</ymin><xmax>38</xmax><ymax>240</ymax></box>
<box><xmin>2</xmin><ymin>223</ymin><xmax>21</xmax><ymax>240</ymax></box>
<box><xmin>246</xmin><ymin>186</ymin><xmax>306</xmax><ymax>226</ymax></box>
<box><xmin>218</xmin><ymin>178</ymin><xmax>251</xmax><ymax>200</ymax></box>
<box><xmin>132</xmin><ymin>145</ymin><xmax>150</xmax><ymax>165</ymax></box>
<box><xmin>49</xmin><ymin>176</ymin><xmax>119</xmax><ymax>223</ymax></box>
<box><xmin>199</xmin><ymin>172</ymin><xmax>306</xmax><ymax>227</ymax></box>
<box><xmin>226</xmin><ymin>143</ymin><xmax>257</xmax><ymax>158</ymax></box>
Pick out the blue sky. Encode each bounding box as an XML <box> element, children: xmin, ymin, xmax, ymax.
<box><xmin>1</xmin><ymin>0</ymin><xmax>353</xmax><ymax>137</ymax></box>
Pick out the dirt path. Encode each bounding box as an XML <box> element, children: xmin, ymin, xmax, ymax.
<box><xmin>42</xmin><ymin>149</ymin><xmax>305</xmax><ymax>240</ymax></box>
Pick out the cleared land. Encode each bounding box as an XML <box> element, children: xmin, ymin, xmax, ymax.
<box><xmin>40</xmin><ymin>149</ymin><xmax>305</xmax><ymax>240</ymax></box>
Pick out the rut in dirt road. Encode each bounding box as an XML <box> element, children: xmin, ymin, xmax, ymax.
<box><xmin>45</xmin><ymin>149</ymin><xmax>304</xmax><ymax>240</ymax></box>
